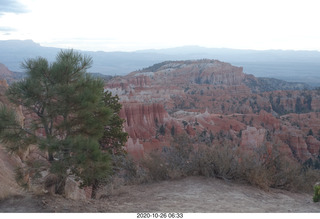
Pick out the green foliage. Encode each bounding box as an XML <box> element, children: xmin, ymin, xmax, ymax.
<box><xmin>313</xmin><ymin>184</ymin><xmax>320</xmax><ymax>202</ymax></box>
<box><xmin>182</xmin><ymin>120</ymin><xmax>188</xmax><ymax>128</ymax></box>
<box><xmin>303</xmin><ymin>157</ymin><xmax>320</xmax><ymax>170</ymax></box>
<box><xmin>295</xmin><ymin>97</ymin><xmax>304</xmax><ymax>113</ymax></box>
<box><xmin>0</xmin><ymin>50</ymin><xmax>126</xmax><ymax>198</ymax></box>
<box><xmin>14</xmin><ymin>167</ymin><xmax>29</xmax><ymax>189</ymax></box>
<box><xmin>0</xmin><ymin>105</ymin><xmax>36</xmax><ymax>152</ymax></box>
<box><xmin>295</xmin><ymin>93</ymin><xmax>313</xmax><ymax>114</ymax></box>
<box><xmin>99</xmin><ymin>91</ymin><xmax>128</xmax><ymax>155</ymax></box>
<box><xmin>159</xmin><ymin>124</ymin><xmax>166</xmax><ymax>136</ymax></box>
<box><xmin>170</xmin><ymin>125</ymin><xmax>175</xmax><ymax>137</ymax></box>
<box><xmin>65</xmin><ymin>136</ymin><xmax>111</xmax><ymax>187</ymax></box>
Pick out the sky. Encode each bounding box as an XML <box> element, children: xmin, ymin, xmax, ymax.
<box><xmin>0</xmin><ymin>0</ymin><xmax>320</xmax><ymax>52</ymax></box>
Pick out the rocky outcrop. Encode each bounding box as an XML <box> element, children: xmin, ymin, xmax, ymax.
<box><xmin>0</xmin><ymin>144</ymin><xmax>24</xmax><ymax>199</ymax></box>
<box><xmin>106</xmin><ymin>59</ymin><xmax>320</xmax><ymax>163</ymax></box>
<box><xmin>0</xmin><ymin>63</ymin><xmax>13</xmax><ymax>80</ymax></box>
<box><xmin>64</xmin><ymin>177</ymin><xmax>92</xmax><ymax>200</ymax></box>
<box><xmin>0</xmin><ymin>79</ymin><xmax>9</xmax><ymax>105</ymax></box>
<box><xmin>126</xmin><ymin>137</ymin><xmax>145</xmax><ymax>158</ymax></box>
<box><xmin>0</xmin><ymin>63</ymin><xmax>26</xmax><ymax>84</ymax></box>
<box><xmin>240</xmin><ymin>126</ymin><xmax>266</xmax><ymax>149</ymax></box>
<box><xmin>0</xmin><ymin>79</ymin><xmax>8</xmax><ymax>88</ymax></box>
<box><xmin>0</xmin><ymin>75</ymin><xmax>24</xmax><ymax>199</ymax></box>
<box><xmin>306</xmin><ymin>136</ymin><xmax>320</xmax><ymax>156</ymax></box>
<box><xmin>120</xmin><ymin>103</ymin><xmax>170</xmax><ymax>139</ymax></box>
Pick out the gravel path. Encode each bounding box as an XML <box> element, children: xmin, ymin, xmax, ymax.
<box><xmin>0</xmin><ymin>176</ymin><xmax>319</xmax><ymax>213</ymax></box>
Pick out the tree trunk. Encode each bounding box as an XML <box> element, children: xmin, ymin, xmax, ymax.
<box><xmin>48</xmin><ymin>152</ymin><xmax>54</xmax><ymax>162</ymax></box>
<box><xmin>91</xmin><ymin>179</ymin><xmax>98</xmax><ymax>199</ymax></box>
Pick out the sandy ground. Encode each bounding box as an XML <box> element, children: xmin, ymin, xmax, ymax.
<box><xmin>0</xmin><ymin>176</ymin><xmax>319</xmax><ymax>213</ymax></box>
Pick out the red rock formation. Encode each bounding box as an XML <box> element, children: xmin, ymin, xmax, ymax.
<box><xmin>306</xmin><ymin>136</ymin><xmax>320</xmax><ymax>156</ymax></box>
<box><xmin>240</xmin><ymin>126</ymin><xmax>266</xmax><ymax>149</ymax></box>
<box><xmin>0</xmin><ymin>79</ymin><xmax>8</xmax><ymax>87</ymax></box>
<box><xmin>0</xmin><ymin>63</ymin><xmax>13</xmax><ymax>79</ymax></box>
<box><xmin>257</xmin><ymin>110</ymin><xmax>280</xmax><ymax>130</ymax></box>
<box><xmin>106</xmin><ymin>60</ymin><xmax>320</xmax><ymax>163</ymax></box>
<box><xmin>120</xmin><ymin>103</ymin><xmax>170</xmax><ymax>139</ymax></box>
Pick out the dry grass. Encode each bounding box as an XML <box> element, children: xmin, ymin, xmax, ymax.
<box><xmin>125</xmin><ymin>138</ymin><xmax>320</xmax><ymax>193</ymax></box>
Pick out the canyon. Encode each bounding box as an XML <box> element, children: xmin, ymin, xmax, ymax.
<box><xmin>105</xmin><ymin>59</ymin><xmax>320</xmax><ymax>163</ymax></box>
<box><xmin>1</xmin><ymin>59</ymin><xmax>320</xmax><ymax>203</ymax></box>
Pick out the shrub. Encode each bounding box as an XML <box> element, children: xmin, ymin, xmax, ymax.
<box><xmin>197</xmin><ymin>144</ymin><xmax>238</xmax><ymax>180</ymax></box>
<box><xmin>121</xmin><ymin>135</ymin><xmax>320</xmax><ymax>194</ymax></box>
<box><xmin>313</xmin><ymin>183</ymin><xmax>320</xmax><ymax>202</ymax></box>
<box><xmin>142</xmin><ymin>150</ymin><xmax>170</xmax><ymax>182</ymax></box>
<box><xmin>236</xmin><ymin>144</ymin><xmax>320</xmax><ymax>192</ymax></box>
<box><xmin>140</xmin><ymin>135</ymin><xmax>198</xmax><ymax>181</ymax></box>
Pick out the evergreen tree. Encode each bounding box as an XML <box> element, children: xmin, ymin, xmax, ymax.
<box><xmin>308</xmin><ymin>129</ymin><xmax>314</xmax><ymax>136</ymax></box>
<box><xmin>0</xmin><ymin>50</ymin><xmax>125</xmax><ymax>198</ymax></box>
<box><xmin>99</xmin><ymin>91</ymin><xmax>128</xmax><ymax>155</ymax></box>
<box><xmin>171</xmin><ymin>125</ymin><xmax>175</xmax><ymax>137</ymax></box>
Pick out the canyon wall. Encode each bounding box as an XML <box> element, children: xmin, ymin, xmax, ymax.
<box><xmin>105</xmin><ymin>60</ymin><xmax>320</xmax><ymax>163</ymax></box>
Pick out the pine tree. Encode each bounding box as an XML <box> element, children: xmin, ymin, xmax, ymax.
<box><xmin>0</xmin><ymin>50</ymin><xmax>125</xmax><ymax>198</ymax></box>
<box><xmin>99</xmin><ymin>91</ymin><xmax>128</xmax><ymax>155</ymax></box>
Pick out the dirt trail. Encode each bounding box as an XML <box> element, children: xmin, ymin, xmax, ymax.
<box><xmin>0</xmin><ymin>176</ymin><xmax>319</xmax><ymax>213</ymax></box>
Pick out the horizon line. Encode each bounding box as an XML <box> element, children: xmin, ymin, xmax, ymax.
<box><xmin>1</xmin><ymin>39</ymin><xmax>320</xmax><ymax>53</ymax></box>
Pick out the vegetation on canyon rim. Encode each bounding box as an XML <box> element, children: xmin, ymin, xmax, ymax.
<box><xmin>314</xmin><ymin>184</ymin><xmax>320</xmax><ymax>202</ymax></box>
<box><xmin>0</xmin><ymin>50</ymin><xmax>127</xmax><ymax>198</ymax></box>
<box><xmin>117</xmin><ymin>135</ymin><xmax>320</xmax><ymax>196</ymax></box>
<box><xmin>0</xmin><ymin>50</ymin><xmax>319</xmax><ymax>201</ymax></box>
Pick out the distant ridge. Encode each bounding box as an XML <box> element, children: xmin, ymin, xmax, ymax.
<box><xmin>1</xmin><ymin>40</ymin><xmax>320</xmax><ymax>86</ymax></box>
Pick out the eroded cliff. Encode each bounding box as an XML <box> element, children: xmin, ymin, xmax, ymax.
<box><xmin>106</xmin><ymin>60</ymin><xmax>320</xmax><ymax>163</ymax></box>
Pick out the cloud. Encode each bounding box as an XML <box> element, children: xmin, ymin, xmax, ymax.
<box><xmin>0</xmin><ymin>26</ymin><xmax>15</xmax><ymax>36</ymax></box>
<box><xmin>0</xmin><ymin>0</ymin><xmax>28</xmax><ymax>15</ymax></box>
<box><xmin>0</xmin><ymin>26</ymin><xmax>16</xmax><ymax>32</ymax></box>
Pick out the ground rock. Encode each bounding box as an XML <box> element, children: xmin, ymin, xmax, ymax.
<box><xmin>64</xmin><ymin>177</ymin><xmax>92</xmax><ymax>200</ymax></box>
<box><xmin>0</xmin><ymin>144</ymin><xmax>23</xmax><ymax>199</ymax></box>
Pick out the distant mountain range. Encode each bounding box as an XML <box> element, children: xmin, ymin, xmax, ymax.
<box><xmin>1</xmin><ymin>40</ymin><xmax>320</xmax><ymax>86</ymax></box>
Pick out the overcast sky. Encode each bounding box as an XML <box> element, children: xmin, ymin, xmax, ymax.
<box><xmin>0</xmin><ymin>0</ymin><xmax>320</xmax><ymax>52</ymax></box>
